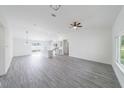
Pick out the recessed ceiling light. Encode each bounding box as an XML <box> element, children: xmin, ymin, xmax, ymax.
<box><xmin>70</xmin><ymin>21</ymin><xmax>83</xmax><ymax>31</ymax></box>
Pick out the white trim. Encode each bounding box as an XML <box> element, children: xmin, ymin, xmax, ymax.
<box><xmin>114</xmin><ymin>36</ymin><xmax>120</xmax><ymax>63</ymax></box>
<box><xmin>115</xmin><ymin>35</ymin><xmax>124</xmax><ymax>64</ymax></box>
<box><xmin>112</xmin><ymin>62</ymin><xmax>123</xmax><ymax>88</ymax></box>
<box><xmin>116</xmin><ymin>62</ymin><xmax>124</xmax><ymax>75</ymax></box>
<box><xmin>118</xmin><ymin>36</ymin><xmax>121</xmax><ymax>63</ymax></box>
<box><xmin>115</xmin><ymin>35</ymin><xmax>124</xmax><ymax>74</ymax></box>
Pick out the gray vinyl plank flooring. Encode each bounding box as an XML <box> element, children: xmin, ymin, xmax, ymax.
<box><xmin>0</xmin><ymin>54</ymin><xmax>121</xmax><ymax>88</ymax></box>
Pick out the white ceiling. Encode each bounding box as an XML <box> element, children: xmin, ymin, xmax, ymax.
<box><xmin>0</xmin><ymin>5</ymin><xmax>122</xmax><ymax>40</ymax></box>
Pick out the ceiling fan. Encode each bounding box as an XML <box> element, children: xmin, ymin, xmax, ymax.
<box><xmin>70</xmin><ymin>21</ymin><xmax>83</xmax><ymax>30</ymax></box>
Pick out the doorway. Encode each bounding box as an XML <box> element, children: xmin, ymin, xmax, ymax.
<box><xmin>63</xmin><ymin>40</ymin><xmax>69</xmax><ymax>56</ymax></box>
<box><xmin>31</xmin><ymin>40</ymin><xmax>52</xmax><ymax>57</ymax></box>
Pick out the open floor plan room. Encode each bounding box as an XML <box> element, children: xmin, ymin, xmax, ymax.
<box><xmin>0</xmin><ymin>5</ymin><xmax>124</xmax><ymax>88</ymax></box>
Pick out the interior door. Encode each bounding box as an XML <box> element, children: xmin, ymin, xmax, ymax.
<box><xmin>63</xmin><ymin>40</ymin><xmax>69</xmax><ymax>55</ymax></box>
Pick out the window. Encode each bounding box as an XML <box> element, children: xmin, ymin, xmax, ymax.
<box><xmin>115</xmin><ymin>37</ymin><xmax>119</xmax><ymax>62</ymax></box>
<box><xmin>116</xmin><ymin>35</ymin><xmax>124</xmax><ymax>65</ymax></box>
<box><xmin>120</xmin><ymin>35</ymin><xmax>124</xmax><ymax>64</ymax></box>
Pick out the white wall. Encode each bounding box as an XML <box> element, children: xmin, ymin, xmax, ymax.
<box><xmin>112</xmin><ymin>7</ymin><xmax>124</xmax><ymax>87</ymax></box>
<box><xmin>0</xmin><ymin>24</ymin><xmax>5</xmax><ymax>75</ymax></box>
<box><xmin>0</xmin><ymin>23</ymin><xmax>13</xmax><ymax>75</ymax></box>
<box><xmin>64</xmin><ymin>28</ymin><xmax>112</xmax><ymax>64</ymax></box>
<box><xmin>0</xmin><ymin>11</ymin><xmax>13</xmax><ymax>75</ymax></box>
<box><xmin>13</xmin><ymin>38</ymin><xmax>31</xmax><ymax>57</ymax></box>
<box><xmin>5</xmin><ymin>28</ymin><xmax>13</xmax><ymax>72</ymax></box>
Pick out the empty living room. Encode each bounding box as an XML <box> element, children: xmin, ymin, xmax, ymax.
<box><xmin>0</xmin><ymin>1</ymin><xmax>124</xmax><ymax>90</ymax></box>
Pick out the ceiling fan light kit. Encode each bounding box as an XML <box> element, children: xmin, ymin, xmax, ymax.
<box><xmin>50</xmin><ymin>5</ymin><xmax>61</xmax><ymax>17</ymax></box>
<box><xmin>70</xmin><ymin>21</ymin><xmax>83</xmax><ymax>31</ymax></box>
<box><xmin>49</xmin><ymin>5</ymin><xmax>83</xmax><ymax>31</ymax></box>
<box><xmin>50</xmin><ymin>5</ymin><xmax>61</xmax><ymax>11</ymax></box>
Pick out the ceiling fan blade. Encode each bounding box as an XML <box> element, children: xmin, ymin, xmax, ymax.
<box><xmin>74</xmin><ymin>22</ymin><xmax>76</xmax><ymax>26</ymax></box>
<box><xmin>77</xmin><ymin>23</ymin><xmax>81</xmax><ymax>25</ymax></box>
<box><xmin>77</xmin><ymin>26</ymin><xmax>83</xmax><ymax>27</ymax></box>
